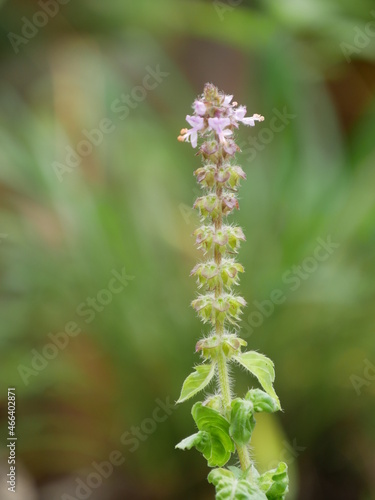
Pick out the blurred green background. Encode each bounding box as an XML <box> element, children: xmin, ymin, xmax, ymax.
<box><xmin>0</xmin><ymin>0</ymin><xmax>375</xmax><ymax>499</ymax></box>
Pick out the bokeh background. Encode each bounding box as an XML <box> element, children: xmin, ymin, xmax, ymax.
<box><xmin>0</xmin><ymin>0</ymin><xmax>375</xmax><ymax>499</ymax></box>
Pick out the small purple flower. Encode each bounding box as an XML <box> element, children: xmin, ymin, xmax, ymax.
<box><xmin>233</xmin><ymin>106</ymin><xmax>264</xmax><ymax>127</ymax></box>
<box><xmin>233</xmin><ymin>106</ymin><xmax>247</xmax><ymax>122</ymax></box>
<box><xmin>178</xmin><ymin>85</ymin><xmax>264</xmax><ymax>154</ymax></box>
<box><xmin>178</xmin><ymin>115</ymin><xmax>204</xmax><ymax>148</ymax></box>
<box><xmin>194</xmin><ymin>100</ymin><xmax>206</xmax><ymax>116</ymax></box>
<box><xmin>223</xmin><ymin>94</ymin><xmax>233</xmax><ymax>106</ymax></box>
<box><xmin>208</xmin><ymin>117</ymin><xmax>232</xmax><ymax>144</ymax></box>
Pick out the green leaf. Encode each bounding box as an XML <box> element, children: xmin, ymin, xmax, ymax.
<box><xmin>177</xmin><ymin>363</ymin><xmax>216</xmax><ymax>403</ymax></box>
<box><xmin>229</xmin><ymin>399</ymin><xmax>256</xmax><ymax>446</ymax></box>
<box><xmin>190</xmin><ymin>402</ymin><xmax>234</xmax><ymax>467</ymax></box>
<box><xmin>233</xmin><ymin>352</ymin><xmax>280</xmax><ymax>408</ymax></box>
<box><xmin>208</xmin><ymin>468</ymin><xmax>268</xmax><ymax>500</ymax></box>
<box><xmin>175</xmin><ymin>431</ymin><xmax>210</xmax><ymax>455</ymax></box>
<box><xmin>258</xmin><ymin>462</ymin><xmax>289</xmax><ymax>500</ymax></box>
<box><xmin>245</xmin><ymin>389</ymin><xmax>279</xmax><ymax>413</ymax></box>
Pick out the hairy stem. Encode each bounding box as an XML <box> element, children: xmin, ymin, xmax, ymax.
<box><xmin>212</xmin><ymin>148</ymin><xmax>252</xmax><ymax>473</ymax></box>
<box><xmin>217</xmin><ymin>349</ymin><xmax>231</xmax><ymax>409</ymax></box>
<box><xmin>236</xmin><ymin>443</ymin><xmax>251</xmax><ymax>473</ymax></box>
<box><xmin>217</xmin><ymin>347</ymin><xmax>252</xmax><ymax>471</ymax></box>
<box><xmin>214</xmin><ymin>181</ymin><xmax>223</xmax><ymax>303</ymax></box>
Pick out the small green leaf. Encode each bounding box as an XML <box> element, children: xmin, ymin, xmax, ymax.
<box><xmin>177</xmin><ymin>363</ymin><xmax>216</xmax><ymax>403</ymax></box>
<box><xmin>245</xmin><ymin>389</ymin><xmax>279</xmax><ymax>413</ymax></box>
<box><xmin>176</xmin><ymin>431</ymin><xmax>210</xmax><ymax>455</ymax></box>
<box><xmin>229</xmin><ymin>398</ymin><xmax>256</xmax><ymax>445</ymax></box>
<box><xmin>233</xmin><ymin>351</ymin><xmax>280</xmax><ymax>408</ymax></box>
<box><xmin>191</xmin><ymin>402</ymin><xmax>234</xmax><ymax>467</ymax></box>
<box><xmin>208</xmin><ymin>468</ymin><xmax>268</xmax><ymax>500</ymax></box>
<box><xmin>258</xmin><ymin>462</ymin><xmax>289</xmax><ymax>500</ymax></box>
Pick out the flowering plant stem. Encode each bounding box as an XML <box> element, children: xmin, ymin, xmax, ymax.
<box><xmin>213</xmin><ymin>168</ymin><xmax>251</xmax><ymax>473</ymax></box>
<box><xmin>217</xmin><ymin>351</ymin><xmax>251</xmax><ymax>471</ymax></box>
<box><xmin>176</xmin><ymin>84</ymin><xmax>289</xmax><ymax>499</ymax></box>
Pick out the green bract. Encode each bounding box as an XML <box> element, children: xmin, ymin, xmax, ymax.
<box><xmin>177</xmin><ymin>363</ymin><xmax>216</xmax><ymax>403</ymax></box>
<box><xmin>176</xmin><ymin>84</ymin><xmax>289</xmax><ymax>499</ymax></box>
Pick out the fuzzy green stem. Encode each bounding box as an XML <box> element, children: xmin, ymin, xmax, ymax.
<box><xmin>217</xmin><ymin>348</ymin><xmax>252</xmax><ymax>472</ymax></box>
<box><xmin>212</xmin><ymin>142</ymin><xmax>252</xmax><ymax>473</ymax></box>
<box><xmin>217</xmin><ymin>349</ymin><xmax>231</xmax><ymax>409</ymax></box>
<box><xmin>214</xmin><ymin>184</ymin><xmax>223</xmax><ymax>303</ymax></box>
<box><xmin>236</xmin><ymin>443</ymin><xmax>251</xmax><ymax>473</ymax></box>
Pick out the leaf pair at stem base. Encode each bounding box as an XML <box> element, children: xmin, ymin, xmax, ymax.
<box><xmin>177</xmin><ymin>349</ymin><xmax>280</xmax><ymax>410</ymax></box>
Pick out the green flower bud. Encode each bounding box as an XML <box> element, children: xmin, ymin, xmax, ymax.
<box><xmin>196</xmin><ymin>333</ymin><xmax>247</xmax><ymax>360</ymax></box>
<box><xmin>204</xmin><ymin>395</ymin><xmax>223</xmax><ymax>412</ymax></box>
<box><xmin>228</xmin><ymin>165</ymin><xmax>246</xmax><ymax>189</ymax></box>
<box><xmin>193</xmin><ymin>194</ymin><xmax>222</xmax><ymax>220</ymax></box>
<box><xmin>227</xmin><ymin>295</ymin><xmax>246</xmax><ymax>323</ymax></box>
<box><xmin>194</xmin><ymin>225</ymin><xmax>214</xmax><ymax>253</ymax></box>
<box><xmin>196</xmin><ymin>334</ymin><xmax>221</xmax><ymax>359</ymax></box>
<box><xmin>194</xmin><ymin>164</ymin><xmax>216</xmax><ymax>188</ymax></box>
<box><xmin>191</xmin><ymin>260</ymin><xmax>245</xmax><ymax>291</ymax></box>
<box><xmin>221</xmin><ymin>193</ymin><xmax>239</xmax><ymax>215</ymax></box>
<box><xmin>191</xmin><ymin>295</ymin><xmax>213</xmax><ymax>323</ymax></box>
<box><xmin>213</xmin><ymin>229</ymin><xmax>229</xmax><ymax>247</ymax></box>
<box><xmin>227</xmin><ymin>226</ymin><xmax>245</xmax><ymax>251</ymax></box>
<box><xmin>220</xmin><ymin>259</ymin><xmax>244</xmax><ymax>287</ymax></box>
<box><xmin>192</xmin><ymin>294</ymin><xmax>246</xmax><ymax>326</ymax></box>
<box><xmin>200</xmin><ymin>140</ymin><xmax>219</xmax><ymax>160</ymax></box>
<box><xmin>194</xmin><ymin>225</ymin><xmax>245</xmax><ymax>255</ymax></box>
<box><xmin>190</xmin><ymin>261</ymin><xmax>219</xmax><ymax>290</ymax></box>
<box><xmin>221</xmin><ymin>334</ymin><xmax>247</xmax><ymax>358</ymax></box>
<box><xmin>215</xmin><ymin>166</ymin><xmax>231</xmax><ymax>184</ymax></box>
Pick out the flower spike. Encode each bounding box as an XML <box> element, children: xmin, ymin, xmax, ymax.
<box><xmin>176</xmin><ymin>84</ymin><xmax>288</xmax><ymax>500</ymax></box>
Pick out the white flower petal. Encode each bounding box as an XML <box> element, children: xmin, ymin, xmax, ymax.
<box><xmin>241</xmin><ymin>117</ymin><xmax>255</xmax><ymax>126</ymax></box>
<box><xmin>194</xmin><ymin>100</ymin><xmax>206</xmax><ymax>116</ymax></box>
<box><xmin>191</xmin><ymin>131</ymin><xmax>198</xmax><ymax>148</ymax></box>
<box><xmin>234</xmin><ymin>106</ymin><xmax>247</xmax><ymax>120</ymax></box>
<box><xmin>186</xmin><ymin>114</ymin><xmax>204</xmax><ymax>129</ymax></box>
<box><xmin>224</xmin><ymin>94</ymin><xmax>233</xmax><ymax>105</ymax></box>
<box><xmin>208</xmin><ymin>117</ymin><xmax>231</xmax><ymax>133</ymax></box>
